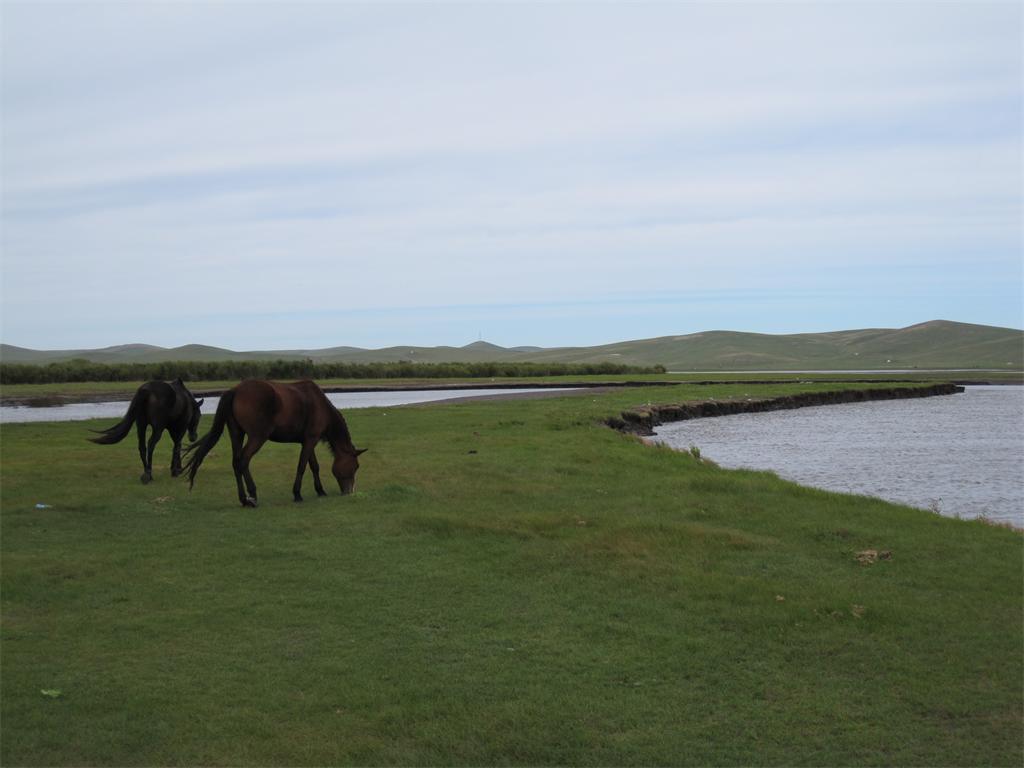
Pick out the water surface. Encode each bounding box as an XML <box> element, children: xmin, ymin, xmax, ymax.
<box><xmin>0</xmin><ymin>388</ymin><xmax>573</xmax><ymax>424</ymax></box>
<box><xmin>653</xmin><ymin>386</ymin><xmax>1023</xmax><ymax>525</ymax></box>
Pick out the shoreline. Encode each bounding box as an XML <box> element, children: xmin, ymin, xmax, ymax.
<box><xmin>605</xmin><ymin>383</ymin><xmax>966</xmax><ymax>436</ymax></box>
<box><xmin>2</xmin><ymin>377</ymin><xmax>1010</xmax><ymax>408</ymax></box>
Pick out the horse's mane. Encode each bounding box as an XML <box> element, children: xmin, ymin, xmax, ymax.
<box><xmin>321</xmin><ymin>398</ymin><xmax>355</xmax><ymax>455</ymax></box>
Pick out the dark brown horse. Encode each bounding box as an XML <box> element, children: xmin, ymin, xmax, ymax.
<box><xmin>183</xmin><ymin>379</ymin><xmax>365</xmax><ymax>507</ymax></box>
<box><xmin>90</xmin><ymin>378</ymin><xmax>205</xmax><ymax>483</ymax></box>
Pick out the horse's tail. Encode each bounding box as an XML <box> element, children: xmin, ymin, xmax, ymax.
<box><xmin>182</xmin><ymin>390</ymin><xmax>234</xmax><ymax>490</ymax></box>
<box><xmin>89</xmin><ymin>387</ymin><xmax>147</xmax><ymax>444</ymax></box>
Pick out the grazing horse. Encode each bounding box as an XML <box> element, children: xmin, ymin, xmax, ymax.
<box><xmin>183</xmin><ymin>379</ymin><xmax>366</xmax><ymax>507</ymax></box>
<box><xmin>90</xmin><ymin>378</ymin><xmax>204</xmax><ymax>483</ymax></box>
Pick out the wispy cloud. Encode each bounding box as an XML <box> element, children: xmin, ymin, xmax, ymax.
<box><xmin>2</xmin><ymin>1</ymin><xmax>1020</xmax><ymax>348</ymax></box>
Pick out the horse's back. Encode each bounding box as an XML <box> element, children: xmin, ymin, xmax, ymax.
<box><xmin>231</xmin><ymin>379</ymin><xmax>280</xmax><ymax>423</ymax></box>
<box><xmin>139</xmin><ymin>380</ymin><xmax>170</xmax><ymax>397</ymax></box>
<box><xmin>135</xmin><ymin>380</ymin><xmax>174</xmax><ymax>422</ymax></box>
<box><xmin>230</xmin><ymin>379</ymin><xmax>327</xmax><ymax>438</ymax></box>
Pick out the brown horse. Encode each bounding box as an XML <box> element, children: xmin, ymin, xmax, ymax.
<box><xmin>90</xmin><ymin>378</ymin><xmax>204</xmax><ymax>483</ymax></box>
<box><xmin>183</xmin><ymin>379</ymin><xmax>365</xmax><ymax>507</ymax></box>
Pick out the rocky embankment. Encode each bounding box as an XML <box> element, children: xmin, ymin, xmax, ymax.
<box><xmin>605</xmin><ymin>383</ymin><xmax>965</xmax><ymax>436</ymax></box>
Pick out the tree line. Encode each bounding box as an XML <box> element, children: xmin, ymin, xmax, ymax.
<box><xmin>0</xmin><ymin>359</ymin><xmax>666</xmax><ymax>385</ymax></box>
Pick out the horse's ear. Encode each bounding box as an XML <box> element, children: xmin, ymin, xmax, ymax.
<box><xmin>196</xmin><ymin>398</ymin><xmax>205</xmax><ymax>407</ymax></box>
<box><xmin>355</xmin><ymin>448</ymin><xmax>368</xmax><ymax>456</ymax></box>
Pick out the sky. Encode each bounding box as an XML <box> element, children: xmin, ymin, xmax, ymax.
<box><xmin>1</xmin><ymin>1</ymin><xmax>1021</xmax><ymax>351</ymax></box>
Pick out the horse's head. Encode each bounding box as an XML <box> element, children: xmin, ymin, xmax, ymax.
<box><xmin>174</xmin><ymin>380</ymin><xmax>204</xmax><ymax>442</ymax></box>
<box><xmin>333</xmin><ymin>447</ymin><xmax>367</xmax><ymax>494</ymax></box>
<box><xmin>188</xmin><ymin>396</ymin><xmax>205</xmax><ymax>442</ymax></box>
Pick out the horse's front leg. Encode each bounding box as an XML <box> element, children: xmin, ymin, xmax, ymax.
<box><xmin>308</xmin><ymin>448</ymin><xmax>327</xmax><ymax>497</ymax></box>
<box><xmin>292</xmin><ymin>439</ymin><xmax>317</xmax><ymax>502</ymax></box>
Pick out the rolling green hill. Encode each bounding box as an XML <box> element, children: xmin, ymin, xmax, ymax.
<box><xmin>2</xmin><ymin>320</ymin><xmax>1021</xmax><ymax>370</ymax></box>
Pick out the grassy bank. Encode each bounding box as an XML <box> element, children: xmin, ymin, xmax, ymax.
<box><xmin>2</xmin><ymin>382</ymin><xmax>1021</xmax><ymax>765</ymax></box>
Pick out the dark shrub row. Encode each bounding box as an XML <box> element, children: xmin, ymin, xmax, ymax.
<box><xmin>0</xmin><ymin>359</ymin><xmax>666</xmax><ymax>385</ymax></box>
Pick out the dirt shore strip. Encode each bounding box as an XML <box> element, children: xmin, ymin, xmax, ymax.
<box><xmin>606</xmin><ymin>383</ymin><xmax>965</xmax><ymax>436</ymax></box>
<box><xmin>409</xmin><ymin>387</ymin><xmax>616</xmax><ymax>406</ymax></box>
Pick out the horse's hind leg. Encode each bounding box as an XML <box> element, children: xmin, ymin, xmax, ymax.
<box><xmin>137</xmin><ymin>420</ymin><xmax>152</xmax><ymax>484</ymax></box>
<box><xmin>234</xmin><ymin>432</ymin><xmax>267</xmax><ymax>508</ymax></box>
<box><xmin>170</xmin><ymin>433</ymin><xmax>184</xmax><ymax>477</ymax></box>
<box><xmin>308</xmin><ymin>449</ymin><xmax>327</xmax><ymax>497</ymax></box>
<box><xmin>146</xmin><ymin>426</ymin><xmax>164</xmax><ymax>482</ymax></box>
<box><xmin>240</xmin><ymin>442</ymin><xmax>263</xmax><ymax>506</ymax></box>
<box><xmin>228</xmin><ymin>424</ymin><xmax>251</xmax><ymax>507</ymax></box>
<box><xmin>242</xmin><ymin>464</ymin><xmax>258</xmax><ymax>505</ymax></box>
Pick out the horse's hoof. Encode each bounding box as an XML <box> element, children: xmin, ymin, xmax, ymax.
<box><xmin>242</xmin><ymin>496</ymin><xmax>258</xmax><ymax>508</ymax></box>
<box><xmin>171</xmin><ymin>468</ymin><xmax>182</xmax><ymax>477</ymax></box>
<box><xmin>293</xmin><ymin>495</ymin><xmax>303</xmax><ymax>503</ymax></box>
<box><xmin>140</xmin><ymin>472</ymin><xmax>152</xmax><ymax>484</ymax></box>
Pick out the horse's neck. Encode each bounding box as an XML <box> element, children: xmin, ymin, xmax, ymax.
<box><xmin>324</xmin><ymin>406</ymin><xmax>354</xmax><ymax>450</ymax></box>
<box><xmin>170</xmin><ymin>381</ymin><xmax>188</xmax><ymax>402</ymax></box>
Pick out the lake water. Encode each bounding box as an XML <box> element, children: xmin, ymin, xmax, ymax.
<box><xmin>0</xmin><ymin>388</ymin><xmax>573</xmax><ymax>425</ymax></box>
<box><xmin>653</xmin><ymin>386</ymin><xmax>1024</xmax><ymax>526</ymax></box>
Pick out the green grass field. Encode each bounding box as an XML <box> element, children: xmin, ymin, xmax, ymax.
<box><xmin>2</xmin><ymin>382</ymin><xmax>1021</xmax><ymax>766</ymax></box>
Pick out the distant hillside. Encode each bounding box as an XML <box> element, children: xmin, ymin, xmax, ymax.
<box><xmin>2</xmin><ymin>320</ymin><xmax>1021</xmax><ymax>370</ymax></box>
